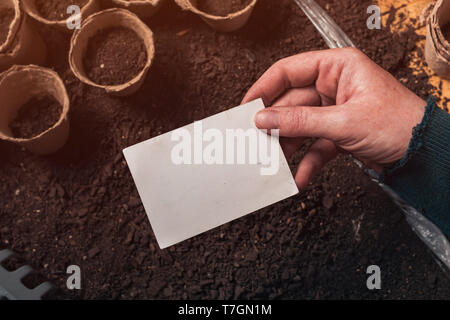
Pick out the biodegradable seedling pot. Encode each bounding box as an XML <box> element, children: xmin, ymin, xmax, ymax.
<box><xmin>107</xmin><ymin>0</ymin><xmax>164</xmax><ymax>18</ymax></box>
<box><xmin>424</xmin><ymin>0</ymin><xmax>450</xmax><ymax>78</ymax></box>
<box><xmin>0</xmin><ymin>0</ymin><xmax>21</xmax><ymax>53</ymax></box>
<box><xmin>0</xmin><ymin>1</ymin><xmax>46</xmax><ymax>71</ymax></box>
<box><xmin>69</xmin><ymin>8</ymin><xmax>155</xmax><ymax>96</ymax></box>
<box><xmin>22</xmin><ymin>0</ymin><xmax>100</xmax><ymax>31</ymax></box>
<box><xmin>0</xmin><ymin>65</ymin><xmax>70</xmax><ymax>155</ymax></box>
<box><xmin>174</xmin><ymin>0</ymin><xmax>258</xmax><ymax>32</ymax></box>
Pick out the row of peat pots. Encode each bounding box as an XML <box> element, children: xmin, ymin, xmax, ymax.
<box><xmin>0</xmin><ymin>0</ymin><xmax>258</xmax><ymax>155</ymax></box>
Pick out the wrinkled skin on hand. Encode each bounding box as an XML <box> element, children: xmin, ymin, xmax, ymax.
<box><xmin>243</xmin><ymin>48</ymin><xmax>426</xmax><ymax>189</ymax></box>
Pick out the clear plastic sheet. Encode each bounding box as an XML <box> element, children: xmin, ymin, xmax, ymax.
<box><xmin>366</xmin><ymin>166</ymin><xmax>450</xmax><ymax>273</ymax></box>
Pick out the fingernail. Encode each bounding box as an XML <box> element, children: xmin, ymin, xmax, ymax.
<box><xmin>255</xmin><ymin>110</ymin><xmax>280</xmax><ymax>129</ymax></box>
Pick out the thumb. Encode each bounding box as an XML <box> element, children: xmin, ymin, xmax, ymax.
<box><xmin>254</xmin><ymin>105</ymin><xmax>348</xmax><ymax>140</ymax></box>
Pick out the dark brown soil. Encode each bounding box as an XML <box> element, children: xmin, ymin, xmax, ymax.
<box><xmin>9</xmin><ymin>95</ymin><xmax>62</xmax><ymax>139</ymax></box>
<box><xmin>0</xmin><ymin>0</ymin><xmax>449</xmax><ymax>300</ymax></box>
<box><xmin>84</xmin><ymin>27</ymin><xmax>148</xmax><ymax>86</ymax></box>
<box><xmin>441</xmin><ymin>22</ymin><xmax>450</xmax><ymax>43</ymax></box>
<box><xmin>197</xmin><ymin>0</ymin><xmax>252</xmax><ymax>16</ymax></box>
<box><xmin>35</xmin><ymin>0</ymin><xmax>88</xmax><ymax>21</ymax></box>
<box><xmin>0</xmin><ymin>8</ymin><xmax>14</xmax><ymax>45</ymax></box>
<box><xmin>0</xmin><ymin>253</ymin><xmax>24</xmax><ymax>272</ymax></box>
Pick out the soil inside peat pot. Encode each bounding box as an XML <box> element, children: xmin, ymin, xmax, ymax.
<box><xmin>0</xmin><ymin>8</ymin><xmax>15</xmax><ymax>45</ymax></box>
<box><xmin>197</xmin><ymin>0</ymin><xmax>252</xmax><ymax>17</ymax></box>
<box><xmin>83</xmin><ymin>27</ymin><xmax>147</xmax><ymax>86</ymax></box>
<box><xmin>35</xmin><ymin>0</ymin><xmax>88</xmax><ymax>21</ymax></box>
<box><xmin>9</xmin><ymin>95</ymin><xmax>62</xmax><ymax>139</ymax></box>
<box><xmin>440</xmin><ymin>22</ymin><xmax>450</xmax><ymax>43</ymax></box>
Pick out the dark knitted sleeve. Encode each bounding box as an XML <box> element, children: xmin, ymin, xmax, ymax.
<box><xmin>381</xmin><ymin>97</ymin><xmax>450</xmax><ymax>237</ymax></box>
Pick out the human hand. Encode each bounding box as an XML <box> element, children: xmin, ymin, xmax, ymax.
<box><xmin>242</xmin><ymin>48</ymin><xmax>426</xmax><ymax>189</ymax></box>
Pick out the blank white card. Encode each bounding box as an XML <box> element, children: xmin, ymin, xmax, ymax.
<box><xmin>123</xmin><ymin>99</ymin><xmax>298</xmax><ymax>248</ymax></box>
